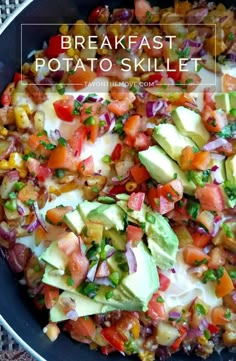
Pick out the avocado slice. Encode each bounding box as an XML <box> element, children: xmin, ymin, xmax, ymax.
<box><xmin>77</xmin><ymin>200</ymin><xmax>101</xmax><ymax>221</ymax></box>
<box><xmin>104</xmin><ymin>229</ymin><xmax>126</xmax><ymax>250</ymax></box>
<box><xmin>153</xmin><ymin>124</ymin><xmax>197</xmax><ymax>164</ymax></box>
<box><xmin>40</xmin><ymin>241</ymin><xmax>67</xmax><ymax>270</ymax></box>
<box><xmin>50</xmin><ymin>291</ymin><xmax>116</xmax><ymax>322</ymax></box>
<box><xmin>171</xmin><ymin>106</ymin><xmax>210</xmax><ymax>148</ymax></box>
<box><xmin>226</xmin><ymin>155</ymin><xmax>236</xmax><ymax>186</ymax></box>
<box><xmin>117</xmin><ymin>199</ymin><xmax>178</xmax><ymax>269</ymax></box>
<box><xmin>139</xmin><ymin>145</ymin><xmax>195</xmax><ymax>195</ymax></box>
<box><xmin>87</xmin><ymin>204</ymin><xmax>125</xmax><ymax>231</ymax></box>
<box><xmin>64</xmin><ymin>210</ymin><xmax>84</xmax><ymax>235</ymax></box>
<box><xmin>43</xmin><ymin>264</ymin><xmax>74</xmax><ymax>291</ymax></box>
<box><xmin>229</xmin><ymin>91</ymin><xmax>236</xmax><ymax>109</ymax></box>
<box><xmin>214</xmin><ymin>93</ymin><xmax>231</xmax><ymax>113</ymax></box>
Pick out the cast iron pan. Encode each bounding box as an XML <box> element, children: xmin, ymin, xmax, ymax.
<box><xmin>0</xmin><ymin>0</ymin><xmax>235</xmax><ymax>360</ymax></box>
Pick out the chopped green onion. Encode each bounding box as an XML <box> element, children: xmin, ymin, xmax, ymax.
<box><xmin>225</xmin><ymin>309</ymin><xmax>231</xmax><ymax>319</ymax></box>
<box><xmin>14</xmin><ymin>182</ymin><xmax>25</xmax><ymax>191</ymax></box>
<box><xmin>105</xmin><ymin>291</ymin><xmax>113</xmax><ymax>300</ymax></box>
<box><xmin>22</xmin><ymin>152</ymin><xmax>36</xmax><ymax>161</ymax></box>
<box><xmin>97</xmin><ymin>196</ymin><xmax>115</xmax><ymax>204</ymax></box>
<box><xmin>145</xmin><ymin>212</ymin><xmax>155</xmax><ymax>224</ymax></box>
<box><xmin>5</xmin><ymin>199</ymin><xmax>17</xmax><ymax>212</ymax></box>
<box><xmin>8</xmin><ymin>192</ymin><xmax>17</xmax><ymax>199</ymax></box>
<box><xmin>156</xmin><ymin>296</ymin><xmax>164</xmax><ymax>303</ymax></box>
<box><xmin>66</xmin><ymin>277</ymin><xmax>75</xmax><ymax>287</ymax></box>
<box><xmin>204</xmin><ymin>329</ymin><xmax>211</xmax><ymax>340</ymax></box>
<box><xmin>39</xmin><ymin>141</ymin><xmax>56</xmax><ymax>150</ymax></box>
<box><xmin>58</xmin><ymin>137</ymin><xmax>67</xmax><ymax>146</ymax></box>
<box><xmin>85</xmin><ymin>106</ymin><xmax>93</xmax><ymax>114</ymax></box>
<box><xmin>187</xmin><ymin>200</ymin><xmax>200</xmax><ymax>220</ymax></box>
<box><xmin>229</xmin><ymin>108</ymin><xmax>236</xmax><ymax>117</ymax></box>
<box><xmin>196</xmin><ymin>303</ymin><xmax>206</xmax><ymax>316</ymax></box>
<box><xmin>109</xmin><ymin>272</ymin><xmax>120</xmax><ymax>287</ymax></box>
<box><xmin>55</xmin><ymin>169</ymin><xmax>65</xmax><ymax>178</ymax></box>
<box><xmin>84</xmin><ymin>116</ymin><xmax>96</xmax><ymax>126</ymax></box>
<box><xmin>102</xmin><ymin>155</ymin><xmax>111</xmax><ymax>164</ymax></box>
<box><xmin>56</xmin><ymin>83</ymin><xmax>65</xmax><ymax>95</ymax></box>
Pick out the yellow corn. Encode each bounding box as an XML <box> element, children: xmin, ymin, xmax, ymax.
<box><xmin>21</xmin><ymin>62</ymin><xmax>30</xmax><ymax>74</ymax></box>
<box><xmin>14</xmin><ymin>106</ymin><xmax>31</xmax><ymax>129</ymax></box>
<box><xmin>30</xmin><ymin>61</ymin><xmax>38</xmax><ymax>75</ymax></box>
<box><xmin>107</xmin><ymin>24</ymin><xmax>122</xmax><ymax>36</ymax></box>
<box><xmin>43</xmin><ymin>323</ymin><xmax>60</xmax><ymax>342</ymax></box>
<box><xmin>59</xmin><ymin>24</ymin><xmax>69</xmax><ymax>35</ymax></box>
<box><xmin>124</xmin><ymin>26</ymin><xmax>133</xmax><ymax>36</ymax></box>
<box><xmin>188</xmin><ymin>30</ymin><xmax>197</xmax><ymax>40</ymax></box>
<box><xmin>0</xmin><ymin>126</ymin><xmax>8</xmax><ymax>136</ymax></box>
<box><xmin>197</xmin><ymin>335</ymin><xmax>208</xmax><ymax>346</ymax></box>
<box><xmin>132</xmin><ymin>323</ymin><xmax>140</xmax><ymax>339</ymax></box>
<box><xmin>139</xmin><ymin>351</ymin><xmax>155</xmax><ymax>361</ymax></box>
<box><xmin>20</xmin><ymin>104</ymin><xmax>33</xmax><ymax>115</ymax></box>
<box><xmin>9</xmin><ymin>153</ymin><xmax>27</xmax><ymax>176</ymax></box>
<box><xmin>66</xmin><ymin>48</ymin><xmax>75</xmax><ymax>57</ymax></box>
<box><xmin>71</xmin><ymin>20</ymin><xmax>91</xmax><ymax>37</ymax></box>
<box><xmin>0</xmin><ymin>160</ymin><xmax>10</xmax><ymax>170</ymax></box>
<box><xmin>97</xmin><ymin>48</ymin><xmax>112</xmax><ymax>56</ymax></box>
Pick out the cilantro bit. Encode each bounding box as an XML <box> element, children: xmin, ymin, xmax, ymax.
<box><xmin>225</xmin><ymin>309</ymin><xmax>231</xmax><ymax>319</ymax></box>
<box><xmin>196</xmin><ymin>303</ymin><xmax>206</xmax><ymax>316</ymax></box>
<box><xmin>105</xmin><ymin>291</ymin><xmax>113</xmax><ymax>300</ymax></box>
<box><xmin>217</xmin><ymin>122</ymin><xmax>236</xmax><ymax>138</ymax></box>
<box><xmin>39</xmin><ymin>141</ymin><xmax>56</xmax><ymax>150</ymax></box>
<box><xmin>222</xmin><ymin>223</ymin><xmax>233</xmax><ymax>238</ymax></box>
<box><xmin>145</xmin><ymin>212</ymin><xmax>155</xmax><ymax>224</ymax></box>
<box><xmin>84</xmin><ymin>116</ymin><xmax>96</xmax><ymax>126</ymax></box>
<box><xmin>229</xmin><ymin>270</ymin><xmax>236</xmax><ymax>279</ymax></box>
<box><xmin>55</xmin><ymin>169</ymin><xmax>65</xmax><ymax>178</ymax></box>
<box><xmin>85</xmin><ymin>106</ymin><xmax>93</xmax><ymax>114</ymax></box>
<box><xmin>66</xmin><ymin>277</ymin><xmax>75</xmax><ymax>287</ymax></box>
<box><xmin>193</xmin><ymin>258</ymin><xmax>208</xmax><ymax>266</ymax></box>
<box><xmin>156</xmin><ymin>296</ymin><xmax>164</xmax><ymax>303</ymax></box>
<box><xmin>14</xmin><ymin>182</ymin><xmax>25</xmax><ymax>191</ymax></box>
<box><xmin>187</xmin><ymin>200</ymin><xmax>200</xmax><ymax>220</ymax></box>
<box><xmin>56</xmin><ymin>83</ymin><xmax>65</xmax><ymax>95</ymax></box>
<box><xmin>227</xmin><ymin>32</ymin><xmax>234</xmax><ymax>41</ymax></box>
<box><xmin>58</xmin><ymin>137</ymin><xmax>67</xmax><ymax>146</ymax></box>
<box><xmin>102</xmin><ymin>155</ymin><xmax>111</xmax><ymax>164</ymax></box>
<box><xmin>224</xmin><ymin>181</ymin><xmax>236</xmax><ymax>201</ymax></box>
<box><xmin>8</xmin><ymin>192</ymin><xmax>17</xmax><ymax>199</ymax></box>
<box><xmin>22</xmin><ymin>152</ymin><xmax>36</xmax><ymax>161</ymax></box>
<box><xmin>109</xmin><ymin>272</ymin><xmax>120</xmax><ymax>287</ymax></box>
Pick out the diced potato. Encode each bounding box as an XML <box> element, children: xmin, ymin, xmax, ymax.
<box><xmin>173</xmin><ymin>225</ymin><xmax>193</xmax><ymax>247</ymax></box>
<box><xmin>43</xmin><ymin>322</ymin><xmax>60</xmax><ymax>342</ymax></box>
<box><xmin>14</xmin><ymin>106</ymin><xmax>32</xmax><ymax>129</ymax></box>
<box><xmin>34</xmin><ymin>111</ymin><xmax>45</xmax><ymax>132</ymax></box>
<box><xmin>156</xmin><ymin>321</ymin><xmax>180</xmax><ymax>346</ymax></box>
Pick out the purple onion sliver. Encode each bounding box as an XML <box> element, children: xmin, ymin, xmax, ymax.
<box><xmin>168</xmin><ymin>311</ymin><xmax>181</xmax><ymax>319</ymax></box>
<box><xmin>171</xmin><ymin>268</ymin><xmax>176</xmax><ymax>274</ymax></box>
<box><xmin>106</xmin><ymin>247</ymin><xmax>116</xmax><ymax>259</ymax></box>
<box><xmin>17</xmin><ymin>204</ymin><xmax>25</xmax><ymax>216</ymax></box>
<box><xmin>199</xmin><ymin>318</ymin><xmax>209</xmax><ymax>331</ymax></box>
<box><xmin>94</xmin><ymin>277</ymin><xmax>111</xmax><ymax>286</ymax></box>
<box><xmin>24</xmin><ymin>218</ymin><xmax>40</xmax><ymax>233</ymax></box>
<box><xmin>146</xmin><ymin>100</ymin><xmax>164</xmax><ymax>118</ymax></box>
<box><xmin>211</xmin><ymin>165</ymin><xmax>219</xmax><ymax>172</ymax></box>
<box><xmin>87</xmin><ymin>262</ymin><xmax>98</xmax><ymax>282</ymax></box>
<box><xmin>203</xmin><ymin>138</ymin><xmax>229</xmax><ymax>151</ymax></box>
<box><xmin>0</xmin><ymin>222</ymin><xmax>16</xmax><ymax>243</ymax></box>
<box><xmin>66</xmin><ymin>309</ymin><xmax>78</xmax><ymax>321</ymax></box>
<box><xmin>125</xmin><ymin>241</ymin><xmax>137</xmax><ymax>274</ymax></box>
<box><xmin>76</xmin><ymin>94</ymin><xmax>85</xmax><ymax>102</ymax></box>
<box><xmin>33</xmin><ymin>201</ymin><xmax>47</xmax><ymax>232</ymax></box>
<box><xmin>186</xmin><ymin>328</ymin><xmax>203</xmax><ymax>339</ymax></box>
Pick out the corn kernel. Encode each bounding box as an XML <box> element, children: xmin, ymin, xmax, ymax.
<box><xmin>59</xmin><ymin>24</ymin><xmax>69</xmax><ymax>35</ymax></box>
<box><xmin>0</xmin><ymin>126</ymin><xmax>8</xmax><ymax>136</ymax></box>
<box><xmin>21</xmin><ymin>62</ymin><xmax>30</xmax><ymax>75</ymax></box>
<box><xmin>66</xmin><ymin>48</ymin><xmax>75</xmax><ymax>57</ymax></box>
<box><xmin>0</xmin><ymin>160</ymin><xmax>10</xmax><ymax>170</ymax></box>
<box><xmin>124</xmin><ymin>26</ymin><xmax>132</xmax><ymax>36</ymax></box>
<box><xmin>43</xmin><ymin>323</ymin><xmax>60</xmax><ymax>342</ymax></box>
<box><xmin>20</xmin><ymin>104</ymin><xmax>33</xmax><ymax>115</ymax></box>
<box><xmin>9</xmin><ymin>153</ymin><xmax>25</xmax><ymax>169</ymax></box>
<box><xmin>197</xmin><ymin>336</ymin><xmax>208</xmax><ymax>346</ymax></box>
<box><xmin>139</xmin><ymin>351</ymin><xmax>155</xmax><ymax>361</ymax></box>
<box><xmin>18</xmin><ymin>169</ymin><xmax>27</xmax><ymax>178</ymax></box>
<box><xmin>71</xmin><ymin>20</ymin><xmax>91</xmax><ymax>37</ymax></box>
<box><xmin>30</xmin><ymin>61</ymin><xmax>38</xmax><ymax>75</ymax></box>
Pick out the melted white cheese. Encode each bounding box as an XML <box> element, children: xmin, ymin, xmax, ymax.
<box><xmin>161</xmin><ymin>252</ymin><xmax>222</xmax><ymax>311</ymax></box>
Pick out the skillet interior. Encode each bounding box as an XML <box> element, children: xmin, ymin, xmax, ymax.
<box><xmin>0</xmin><ymin>0</ymin><xmax>235</xmax><ymax>360</ymax></box>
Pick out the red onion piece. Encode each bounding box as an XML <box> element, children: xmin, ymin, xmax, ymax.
<box><xmin>0</xmin><ymin>221</ymin><xmax>16</xmax><ymax>244</ymax></box>
<box><xmin>169</xmin><ymin>311</ymin><xmax>181</xmax><ymax>320</ymax></box>
<box><xmin>76</xmin><ymin>94</ymin><xmax>85</xmax><ymax>102</ymax></box>
<box><xmin>199</xmin><ymin>318</ymin><xmax>209</xmax><ymax>331</ymax></box>
<box><xmin>111</xmin><ymin>8</ymin><xmax>134</xmax><ymax>23</ymax></box>
<box><xmin>33</xmin><ymin>201</ymin><xmax>47</xmax><ymax>232</ymax></box>
<box><xmin>146</xmin><ymin>100</ymin><xmax>164</xmax><ymax>118</ymax></box>
<box><xmin>211</xmin><ymin>216</ymin><xmax>223</xmax><ymax>237</ymax></box>
<box><xmin>186</xmin><ymin>328</ymin><xmax>203</xmax><ymax>339</ymax></box>
<box><xmin>96</xmin><ymin>261</ymin><xmax>110</xmax><ymax>278</ymax></box>
<box><xmin>182</xmin><ymin>39</ymin><xmax>203</xmax><ymax>56</ymax></box>
<box><xmin>125</xmin><ymin>241</ymin><xmax>137</xmax><ymax>274</ymax></box>
<box><xmin>106</xmin><ymin>247</ymin><xmax>116</xmax><ymax>259</ymax></box>
<box><xmin>203</xmin><ymin>138</ymin><xmax>230</xmax><ymax>151</ymax></box>
<box><xmin>211</xmin><ymin>153</ymin><xmax>225</xmax><ymax>160</ymax></box>
<box><xmin>66</xmin><ymin>309</ymin><xmax>79</xmax><ymax>321</ymax></box>
<box><xmin>94</xmin><ymin>277</ymin><xmax>112</xmax><ymax>286</ymax></box>
<box><xmin>6</xmin><ymin>170</ymin><xmax>19</xmax><ymax>183</ymax></box>
<box><xmin>7</xmin><ymin>243</ymin><xmax>30</xmax><ymax>273</ymax></box>
<box><xmin>86</xmin><ymin>94</ymin><xmax>104</xmax><ymax>103</ymax></box>
<box><xmin>87</xmin><ymin>262</ymin><xmax>98</xmax><ymax>282</ymax></box>
<box><xmin>185</xmin><ymin>7</ymin><xmax>208</xmax><ymax>24</ymax></box>
<box><xmin>171</xmin><ymin>268</ymin><xmax>176</xmax><ymax>273</ymax></box>
<box><xmin>51</xmin><ymin>70</ymin><xmax>64</xmax><ymax>82</ymax></box>
<box><xmin>112</xmin><ymin>173</ymin><xmax>130</xmax><ymax>186</ymax></box>
<box><xmin>0</xmin><ymin>137</ymin><xmax>16</xmax><ymax>161</ymax></box>
<box><xmin>23</xmin><ymin>218</ymin><xmax>40</xmax><ymax>233</ymax></box>
<box><xmin>50</xmin><ymin>129</ymin><xmax>61</xmax><ymax>142</ymax></box>
<box><xmin>211</xmin><ymin>165</ymin><xmax>224</xmax><ymax>185</ymax></box>
<box><xmin>99</xmin><ymin>112</ymin><xmax>115</xmax><ymax>133</ymax></box>
<box><xmin>17</xmin><ymin>204</ymin><xmax>25</xmax><ymax>216</ymax></box>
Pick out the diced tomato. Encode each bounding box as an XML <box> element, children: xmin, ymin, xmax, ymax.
<box><xmin>144</xmin><ymin>39</ymin><xmax>163</xmax><ymax>57</ymax></box>
<box><xmin>37</xmin><ymin>165</ymin><xmax>52</xmax><ymax>182</ymax></box>
<box><xmin>147</xmin><ymin>186</ymin><xmax>159</xmax><ymax>211</ymax></box>
<box><xmin>167</xmin><ymin>62</ymin><xmax>181</xmax><ymax>82</ymax></box>
<box><xmin>27</xmin><ymin>134</ymin><xmax>49</xmax><ymax>151</ymax></box>
<box><xmin>148</xmin><ymin>73</ymin><xmax>163</xmax><ymax>85</ymax></box>
<box><xmin>147</xmin><ymin>292</ymin><xmax>166</xmax><ymax>320</ymax></box>
<box><xmin>158</xmin><ymin>273</ymin><xmax>171</xmax><ymax>291</ymax></box>
<box><xmin>18</xmin><ymin>182</ymin><xmax>38</xmax><ymax>203</ymax></box>
<box><xmin>69</xmin><ymin>125</ymin><xmax>88</xmax><ymax>157</ymax></box>
<box><xmin>57</xmin><ymin>232</ymin><xmax>79</xmax><ymax>256</ymax></box>
<box><xmin>158</xmin><ymin>192</ymin><xmax>175</xmax><ymax>215</ymax></box>
<box><xmin>211</xmin><ymin>306</ymin><xmax>231</xmax><ymax>326</ymax></box>
<box><xmin>88</xmin><ymin>6</ymin><xmax>103</xmax><ymax>23</ymax></box>
<box><xmin>80</xmin><ymin>102</ymin><xmax>100</xmax><ymax>123</ymax></box>
<box><xmin>13</xmin><ymin>72</ymin><xmax>25</xmax><ymax>85</ymax></box>
<box><xmin>123</xmin><ymin>115</ymin><xmax>141</xmax><ymax>138</ymax></box>
<box><xmin>110</xmin><ymin>86</ymin><xmax>129</xmax><ymax>101</ymax></box>
<box><xmin>160</xmin><ymin>179</ymin><xmax>183</xmax><ymax>203</ymax></box>
<box><xmin>111</xmin><ymin>143</ymin><xmax>122</xmax><ymax>162</ymax></box>
<box><xmin>44</xmin><ymin>285</ymin><xmax>59</xmax><ymax>309</ymax></box>
<box><xmin>108</xmin><ymin>100</ymin><xmax>130</xmax><ymax>116</ymax></box>
<box><xmin>46</xmin><ymin>206</ymin><xmax>73</xmax><ymax>226</ymax></box>
<box><xmin>180</xmin><ymin>146</ymin><xmax>195</xmax><ymax>170</ymax></box>
<box><xmin>223</xmin><ymin>74</ymin><xmax>236</xmax><ymax>92</ymax></box>
<box><xmin>127</xmin><ymin>192</ymin><xmax>145</xmax><ymax>211</ymax></box>
<box><xmin>131</xmin><ymin>164</ymin><xmax>150</xmax><ymax>184</ymax></box>
<box><xmin>208</xmin><ymin>323</ymin><xmax>219</xmax><ymax>334</ymax></box>
<box><xmin>101</xmin><ymin>326</ymin><xmax>125</xmax><ymax>352</ymax></box>
<box><xmin>48</xmin><ymin>145</ymin><xmax>77</xmax><ymax>171</ymax></box>
<box><xmin>78</xmin><ymin>155</ymin><xmax>94</xmax><ymax>176</ymax></box>
<box><xmin>191</xmin><ymin>151</ymin><xmax>211</xmax><ymax>171</ymax></box>
<box><xmin>116</xmin><ymin>312</ymin><xmax>140</xmax><ymax>340</ymax></box>
<box><xmin>68</xmin><ymin>249</ymin><xmax>89</xmax><ymax>288</ymax></box>
<box><xmin>101</xmin><ymin>345</ymin><xmax>115</xmax><ymax>355</ymax></box>
<box><xmin>109</xmin><ymin>185</ymin><xmax>127</xmax><ymax>196</ymax></box>
<box><xmin>192</xmin><ymin>233</ymin><xmax>211</xmax><ymax>248</ymax></box>
<box><xmin>202</xmin><ymin>105</ymin><xmax>228</xmax><ymax>132</ymax></box>
<box><xmin>183</xmin><ymin>245</ymin><xmax>210</xmax><ymax>266</ymax></box>
<box><xmin>53</xmin><ymin>95</ymin><xmax>75</xmax><ymax>122</ymax></box>
<box><xmin>195</xmin><ymin>184</ymin><xmax>225</xmax><ymax>212</ymax></box>
<box><xmin>45</xmin><ymin>35</ymin><xmax>65</xmax><ymax>59</ymax></box>
<box><xmin>126</xmin><ymin>225</ymin><xmax>143</xmax><ymax>245</ymax></box>
<box><xmin>215</xmin><ymin>268</ymin><xmax>234</xmax><ymax>298</ymax></box>
<box><xmin>0</xmin><ymin>82</ymin><xmax>14</xmax><ymax>106</ymax></box>
<box><xmin>123</xmin><ymin>135</ymin><xmax>135</xmax><ymax>147</ymax></box>
<box><xmin>134</xmin><ymin>132</ymin><xmax>150</xmax><ymax>151</ymax></box>
<box><xmin>68</xmin><ymin>65</ymin><xmax>96</xmax><ymax>91</ymax></box>
<box><xmin>171</xmin><ymin>326</ymin><xmax>187</xmax><ymax>351</ymax></box>
<box><xmin>69</xmin><ymin>317</ymin><xmax>96</xmax><ymax>343</ymax></box>
<box><xmin>180</xmin><ymin>72</ymin><xmax>201</xmax><ymax>92</ymax></box>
